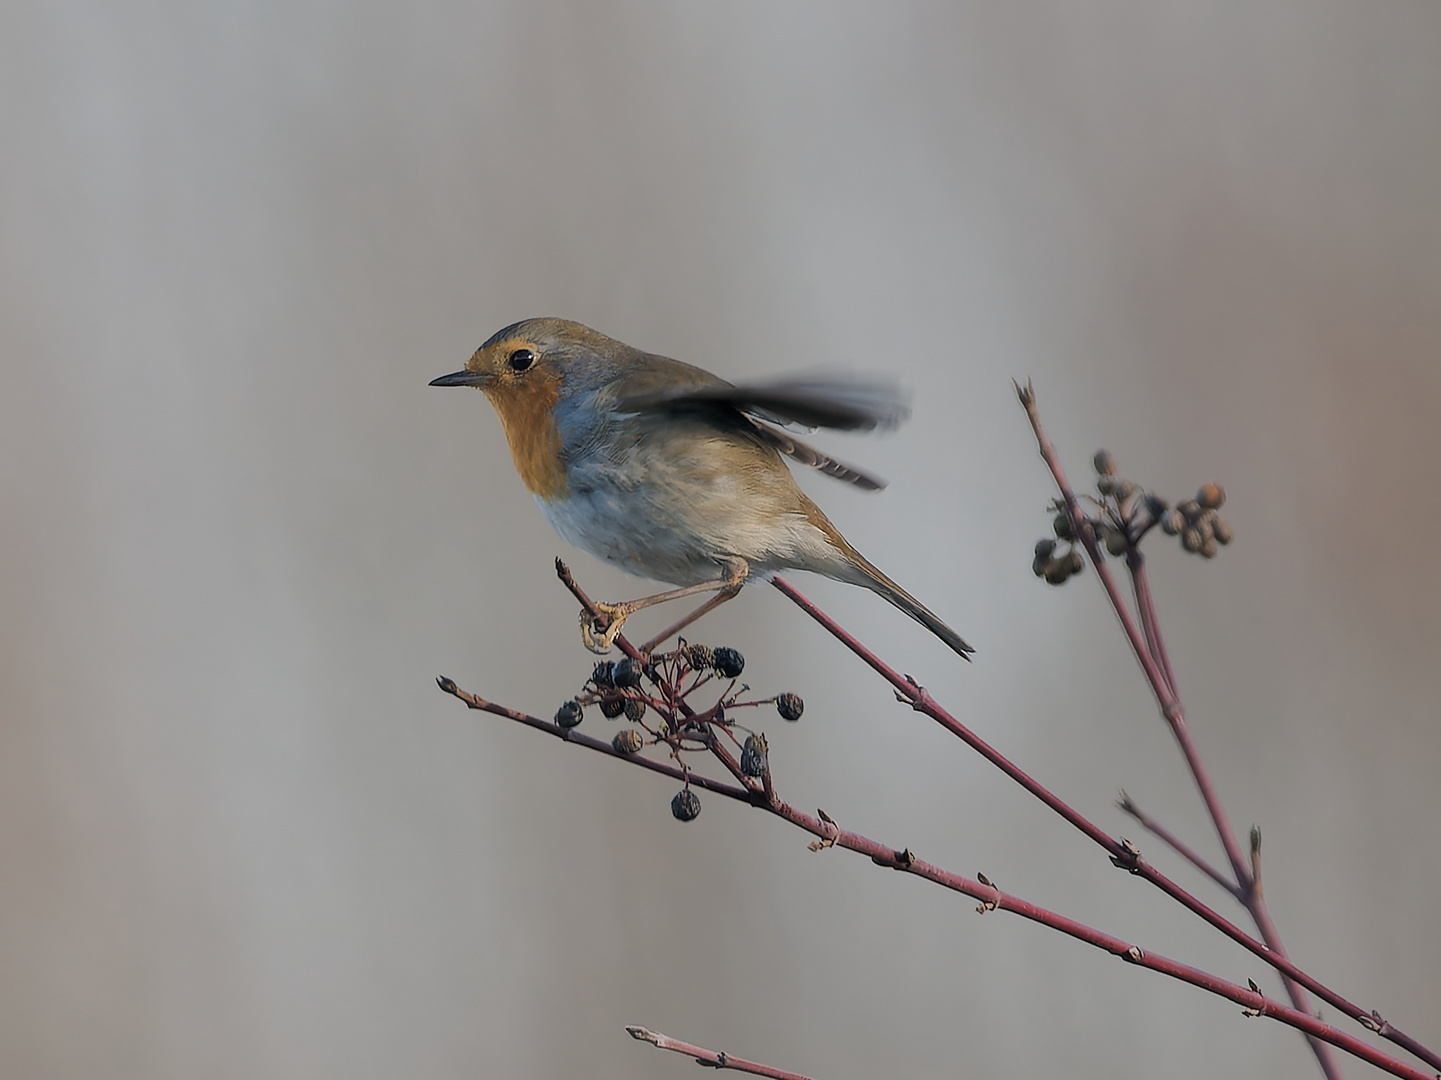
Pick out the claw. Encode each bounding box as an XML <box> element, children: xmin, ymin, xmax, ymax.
<box><xmin>580</xmin><ymin>601</ymin><xmax>631</xmax><ymax>654</ymax></box>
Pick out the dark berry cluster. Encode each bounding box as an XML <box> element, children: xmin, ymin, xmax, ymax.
<box><xmin>550</xmin><ymin>640</ymin><xmax>805</xmax><ymax>822</ymax></box>
<box><xmin>1033</xmin><ymin>449</ymin><xmax>1234</xmax><ymax>585</ymax></box>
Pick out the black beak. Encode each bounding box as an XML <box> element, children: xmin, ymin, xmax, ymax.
<box><xmin>429</xmin><ymin>370</ymin><xmax>488</xmax><ymax>387</ymax></box>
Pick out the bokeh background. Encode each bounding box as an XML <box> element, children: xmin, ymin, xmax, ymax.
<box><xmin>3</xmin><ymin>3</ymin><xmax>1438</xmax><ymax>1078</ymax></box>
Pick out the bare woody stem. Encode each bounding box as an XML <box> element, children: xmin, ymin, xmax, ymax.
<box><xmin>1017</xmin><ymin>382</ymin><xmax>1370</xmax><ymax>1080</ymax></box>
<box><xmin>435</xmin><ymin>677</ymin><xmax>1435</xmax><ymax>1080</ymax></box>
<box><xmin>559</xmin><ymin>551</ymin><xmax>1438</xmax><ymax>1077</ymax></box>
<box><xmin>1117</xmin><ymin>790</ymin><xmax>1241</xmax><ymax>900</ymax></box>
<box><xmin>769</xmin><ymin>574</ymin><xmax>1438</xmax><ymax>1076</ymax></box>
<box><xmin>626</xmin><ymin>1025</ymin><xmax>815</xmax><ymax>1080</ymax></box>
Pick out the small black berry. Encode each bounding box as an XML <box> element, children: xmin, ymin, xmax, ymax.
<box><xmin>740</xmin><ymin>732</ymin><xmax>769</xmax><ymax>777</ymax></box>
<box><xmin>713</xmin><ymin>647</ymin><xmax>745</xmax><ymax>678</ymax></box>
<box><xmin>776</xmin><ymin>692</ymin><xmax>804</xmax><ymax>721</ymax></box>
<box><xmin>671</xmin><ymin>788</ymin><xmax>701</xmax><ymax>822</ymax></box>
<box><xmin>683</xmin><ymin>643</ymin><xmax>713</xmax><ymax>669</ymax></box>
<box><xmin>591</xmin><ymin>661</ymin><xmax>615</xmax><ymax>689</ymax></box>
<box><xmin>613</xmin><ymin>658</ymin><xmax>640</xmax><ymax>688</ymax></box>
<box><xmin>554</xmin><ymin>700</ymin><xmax>583</xmax><ymax>729</ymax></box>
<box><xmin>599</xmin><ymin>696</ymin><xmax>627</xmax><ymax>719</ymax></box>
<box><xmin>612</xmin><ymin>729</ymin><xmax>643</xmax><ymax>755</ymax></box>
<box><xmin>623</xmin><ymin>697</ymin><xmax>647</xmax><ymax>722</ymax></box>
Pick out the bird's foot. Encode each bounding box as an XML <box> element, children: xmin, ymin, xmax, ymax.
<box><xmin>580</xmin><ymin>600</ymin><xmax>633</xmax><ymax>654</ymax></box>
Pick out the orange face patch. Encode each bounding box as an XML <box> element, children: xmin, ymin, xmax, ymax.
<box><xmin>482</xmin><ymin>368</ymin><xmax>569</xmax><ymax>501</ymax></box>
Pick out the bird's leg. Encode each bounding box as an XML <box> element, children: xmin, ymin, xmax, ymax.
<box><xmin>636</xmin><ymin>586</ymin><xmax>742</xmax><ymax>655</ymax></box>
<box><xmin>581</xmin><ymin>559</ymin><xmax>748</xmax><ymax>655</ymax></box>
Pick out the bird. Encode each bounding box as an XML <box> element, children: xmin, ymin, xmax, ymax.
<box><xmin>430</xmin><ymin>318</ymin><xmax>972</xmax><ymax>659</ymax></box>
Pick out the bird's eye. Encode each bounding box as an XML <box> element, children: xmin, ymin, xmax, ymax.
<box><xmin>507</xmin><ymin>348</ymin><xmax>536</xmax><ymax>372</ymax></box>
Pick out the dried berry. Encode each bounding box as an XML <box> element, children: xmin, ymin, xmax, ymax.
<box><xmin>740</xmin><ymin>732</ymin><xmax>769</xmax><ymax>777</ymax></box>
<box><xmin>683</xmin><ymin>643</ymin><xmax>713</xmax><ymax>670</ymax></box>
<box><xmin>671</xmin><ymin>788</ymin><xmax>701</xmax><ymax>822</ymax></box>
<box><xmin>1181</xmin><ymin>527</ymin><xmax>1204</xmax><ymax>553</ymax></box>
<box><xmin>713</xmin><ymin>647</ymin><xmax>745</xmax><ymax>679</ymax></box>
<box><xmin>1104</xmin><ymin>527</ymin><xmax>1129</xmax><ymax>557</ymax></box>
<box><xmin>1096</xmin><ymin>475</ymin><xmax>1115</xmax><ymax>495</ymax></box>
<box><xmin>554</xmin><ymin>700</ymin><xmax>583</xmax><ymax>729</ymax></box>
<box><xmin>1035</xmin><ymin>538</ymin><xmax>1056</xmax><ymax>559</ymax></box>
<box><xmin>1212</xmin><ymin>518</ymin><xmax>1235</xmax><ymax>545</ymax></box>
<box><xmin>1178</xmin><ymin>499</ymin><xmax>1201</xmax><ymax>518</ymax></box>
<box><xmin>1043</xmin><ymin>559</ymin><xmax>1071</xmax><ymax>585</ymax></box>
<box><xmin>1115</xmin><ymin>479</ymin><xmax>1139</xmax><ymax>501</ymax></box>
<box><xmin>1067</xmin><ymin>550</ymin><xmax>1084</xmax><ymax>575</ymax></box>
<box><xmin>1093</xmin><ymin>449</ymin><xmax>1117</xmax><ymax>476</ymax></box>
<box><xmin>1197</xmin><ymin>482</ymin><xmax>1226</xmax><ymax>510</ymax></box>
<box><xmin>613</xmin><ymin>658</ymin><xmax>641</xmax><ymax>689</ymax></box>
<box><xmin>1052</xmin><ymin>511</ymin><xmax>1075</xmax><ymax>541</ymax></box>
<box><xmin>1199</xmin><ymin>536</ymin><xmax>1219</xmax><ymax>559</ymax></box>
<box><xmin>775</xmin><ymin>692</ymin><xmax>804</xmax><ymax>722</ymax></box>
<box><xmin>591</xmin><ymin>661</ymin><xmax>615</xmax><ymax>689</ymax></box>
<box><xmin>612</xmin><ymin>729</ymin><xmax>643</xmax><ymax>755</ymax></box>
<box><xmin>623</xmin><ymin>697</ymin><xmax>647</xmax><ymax>722</ymax></box>
<box><xmin>599</xmin><ymin>696</ymin><xmax>627</xmax><ymax>719</ymax></box>
<box><xmin>1160</xmin><ymin>509</ymin><xmax>1184</xmax><ymax>535</ymax></box>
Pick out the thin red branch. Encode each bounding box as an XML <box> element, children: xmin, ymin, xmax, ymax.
<box><xmin>1018</xmin><ymin>382</ymin><xmax>1441</xmax><ymax>1079</ymax></box>
<box><xmin>436</xmin><ymin>677</ymin><xmax>1434</xmax><ymax>1080</ymax></box>
<box><xmin>770</xmin><ymin>573</ymin><xmax>1438</xmax><ymax>1076</ymax></box>
<box><xmin>626</xmin><ymin>1025</ymin><xmax>815</xmax><ymax>1080</ymax></box>
<box><xmin>1117</xmin><ymin>790</ymin><xmax>1241</xmax><ymax>899</ymax></box>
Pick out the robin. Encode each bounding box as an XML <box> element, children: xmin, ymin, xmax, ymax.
<box><xmin>431</xmin><ymin>318</ymin><xmax>972</xmax><ymax>659</ymax></box>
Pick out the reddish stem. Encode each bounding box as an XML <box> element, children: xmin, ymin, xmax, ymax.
<box><xmin>626</xmin><ymin>1026</ymin><xmax>814</xmax><ymax>1080</ymax></box>
<box><xmin>1117</xmin><ymin>791</ymin><xmax>1241</xmax><ymax>899</ymax></box>
<box><xmin>437</xmin><ymin>677</ymin><xmax>1434</xmax><ymax>1080</ymax></box>
<box><xmin>771</xmin><ymin>575</ymin><xmax>1438</xmax><ymax>1076</ymax></box>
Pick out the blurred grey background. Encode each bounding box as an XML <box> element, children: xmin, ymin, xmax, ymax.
<box><xmin>3</xmin><ymin>3</ymin><xmax>1438</xmax><ymax>1078</ymax></box>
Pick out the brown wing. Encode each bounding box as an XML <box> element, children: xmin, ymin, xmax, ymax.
<box><xmin>745</xmin><ymin>419</ymin><xmax>888</xmax><ymax>491</ymax></box>
<box><xmin>610</xmin><ymin>357</ymin><xmax>902</xmax><ymax>490</ymax></box>
<box><xmin>616</xmin><ymin>371</ymin><xmax>910</xmax><ymax>432</ymax></box>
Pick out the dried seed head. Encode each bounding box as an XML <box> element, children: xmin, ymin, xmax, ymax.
<box><xmin>712</xmin><ymin>647</ymin><xmax>745</xmax><ymax>679</ymax></box>
<box><xmin>623</xmin><ymin>697</ymin><xmax>647</xmax><ymax>722</ymax></box>
<box><xmin>1212</xmin><ymin>518</ymin><xmax>1235</xmax><ymax>545</ymax></box>
<box><xmin>612</xmin><ymin>729</ymin><xmax>643</xmax><ymax>755</ymax></box>
<box><xmin>555</xmin><ymin>699</ymin><xmax>583</xmax><ymax>729</ymax></box>
<box><xmin>599</xmin><ymin>696</ymin><xmax>627</xmax><ymax>719</ymax></box>
<box><xmin>1160</xmin><ymin>509</ymin><xmax>1184</xmax><ymax>535</ymax></box>
<box><xmin>671</xmin><ymin>788</ymin><xmax>702</xmax><ymax>822</ymax></box>
<box><xmin>1197</xmin><ymin>482</ymin><xmax>1226</xmax><ymax>509</ymax></box>
<box><xmin>1093</xmin><ymin>449</ymin><xmax>1117</xmax><ymax>476</ymax></box>
<box><xmin>775</xmin><ymin>692</ymin><xmax>804</xmax><ymax>722</ymax></box>
<box><xmin>740</xmin><ymin>732</ymin><xmax>769</xmax><ymax>777</ymax></box>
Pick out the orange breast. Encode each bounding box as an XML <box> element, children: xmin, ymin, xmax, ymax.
<box><xmin>483</xmin><ymin>371</ymin><xmax>570</xmax><ymax>501</ymax></box>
